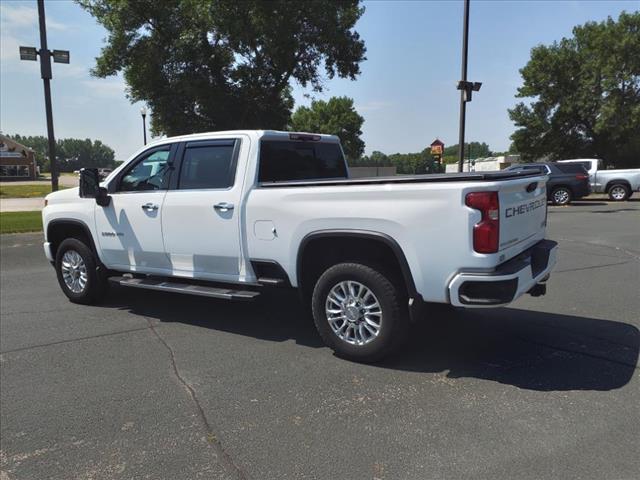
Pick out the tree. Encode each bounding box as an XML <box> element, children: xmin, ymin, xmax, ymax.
<box><xmin>8</xmin><ymin>135</ymin><xmax>115</xmax><ymax>172</ymax></box>
<box><xmin>509</xmin><ymin>12</ymin><xmax>640</xmax><ymax>168</ymax></box>
<box><xmin>290</xmin><ymin>96</ymin><xmax>365</xmax><ymax>160</ymax></box>
<box><xmin>78</xmin><ymin>0</ymin><xmax>366</xmax><ymax>136</ymax></box>
<box><xmin>442</xmin><ymin>142</ymin><xmax>492</xmax><ymax>159</ymax></box>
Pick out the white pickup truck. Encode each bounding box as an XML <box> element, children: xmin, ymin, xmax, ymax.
<box><xmin>557</xmin><ymin>158</ymin><xmax>640</xmax><ymax>201</ymax></box>
<box><xmin>43</xmin><ymin>130</ymin><xmax>557</xmax><ymax>361</ymax></box>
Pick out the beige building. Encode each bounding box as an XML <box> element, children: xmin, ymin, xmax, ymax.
<box><xmin>0</xmin><ymin>134</ymin><xmax>38</xmax><ymax>180</ymax></box>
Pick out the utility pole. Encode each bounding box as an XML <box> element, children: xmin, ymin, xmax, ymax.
<box><xmin>456</xmin><ymin>0</ymin><xmax>481</xmax><ymax>173</ymax></box>
<box><xmin>19</xmin><ymin>0</ymin><xmax>69</xmax><ymax>191</ymax></box>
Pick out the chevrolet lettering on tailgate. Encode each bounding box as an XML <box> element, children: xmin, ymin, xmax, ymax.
<box><xmin>505</xmin><ymin>198</ymin><xmax>546</xmax><ymax>218</ymax></box>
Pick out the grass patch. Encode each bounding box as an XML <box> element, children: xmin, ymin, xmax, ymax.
<box><xmin>0</xmin><ymin>211</ymin><xmax>43</xmax><ymax>234</ymax></box>
<box><xmin>0</xmin><ymin>184</ymin><xmax>69</xmax><ymax>198</ymax></box>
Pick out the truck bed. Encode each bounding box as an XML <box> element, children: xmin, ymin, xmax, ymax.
<box><xmin>258</xmin><ymin>170</ymin><xmax>542</xmax><ymax>188</ymax></box>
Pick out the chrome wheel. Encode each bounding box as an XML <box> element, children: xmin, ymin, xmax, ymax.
<box><xmin>61</xmin><ymin>249</ymin><xmax>88</xmax><ymax>293</ymax></box>
<box><xmin>610</xmin><ymin>186</ymin><xmax>627</xmax><ymax>201</ymax></box>
<box><xmin>553</xmin><ymin>189</ymin><xmax>570</xmax><ymax>205</ymax></box>
<box><xmin>325</xmin><ymin>281</ymin><xmax>382</xmax><ymax>346</ymax></box>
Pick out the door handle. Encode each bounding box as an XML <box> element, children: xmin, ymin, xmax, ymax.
<box><xmin>141</xmin><ymin>203</ymin><xmax>159</xmax><ymax>211</ymax></box>
<box><xmin>214</xmin><ymin>202</ymin><xmax>234</xmax><ymax>212</ymax></box>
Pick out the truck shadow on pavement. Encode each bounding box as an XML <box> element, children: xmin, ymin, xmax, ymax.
<box><xmin>104</xmin><ymin>287</ymin><xmax>638</xmax><ymax>393</ymax></box>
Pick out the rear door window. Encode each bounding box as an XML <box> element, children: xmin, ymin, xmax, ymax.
<box><xmin>178</xmin><ymin>142</ymin><xmax>237</xmax><ymax>189</ymax></box>
<box><xmin>259</xmin><ymin>141</ymin><xmax>347</xmax><ymax>182</ymax></box>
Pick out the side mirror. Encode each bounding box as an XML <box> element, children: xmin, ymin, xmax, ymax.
<box><xmin>79</xmin><ymin>168</ymin><xmax>111</xmax><ymax>207</ymax></box>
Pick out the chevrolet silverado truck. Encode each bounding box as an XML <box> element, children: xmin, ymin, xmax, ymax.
<box><xmin>557</xmin><ymin>158</ymin><xmax>640</xmax><ymax>201</ymax></box>
<box><xmin>42</xmin><ymin>130</ymin><xmax>557</xmax><ymax>362</ymax></box>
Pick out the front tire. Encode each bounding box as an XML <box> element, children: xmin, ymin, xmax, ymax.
<box><xmin>608</xmin><ymin>183</ymin><xmax>630</xmax><ymax>201</ymax></box>
<box><xmin>55</xmin><ymin>238</ymin><xmax>107</xmax><ymax>304</ymax></box>
<box><xmin>551</xmin><ymin>186</ymin><xmax>572</xmax><ymax>205</ymax></box>
<box><xmin>311</xmin><ymin>263</ymin><xmax>409</xmax><ymax>362</ymax></box>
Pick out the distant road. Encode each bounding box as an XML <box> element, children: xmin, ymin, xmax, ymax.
<box><xmin>0</xmin><ymin>198</ymin><xmax>46</xmax><ymax>212</ymax></box>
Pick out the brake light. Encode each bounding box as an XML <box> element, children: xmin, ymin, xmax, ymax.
<box><xmin>465</xmin><ymin>191</ymin><xmax>500</xmax><ymax>253</ymax></box>
<box><xmin>289</xmin><ymin>133</ymin><xmax>321</xmax><ymax>141</ymax></box>
<box><xmin>576</xmin><ymin>174</ymin><xmax>588</xmax><ymax>181</ymax></box>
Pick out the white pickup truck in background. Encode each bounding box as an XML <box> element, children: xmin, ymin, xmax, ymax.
<box><xmin>558</xmin><ymin>158</ymin><xmax>640</xmax><ymax>201</ymax></box>
<box><xmin>42</xmin><ymin>130</ymin><xmax>557</xmax><ymax>361</ymax></box>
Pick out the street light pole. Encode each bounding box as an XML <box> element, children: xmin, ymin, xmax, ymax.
<box><xmin>457</xmin><ymin>0</ymin><xmax>470</xmax><ymax>173</ymax></box>
<box><xmin>37</xmin><ymin>0</ymin><xmax>58</xmax><ymax>191</ymax></box>
<box><xmin>140</xmin><ymin>107</ymin><xmax>147</xmax><ymax>145</ymax></box>
<box><xmin>456</xmin><ymin>0</ymin><xmax>482</xmax><ymax>174</ymax></box>
<box><xmin>20</xmin><ymin>0</ymin><xmax>69</xmax><ymax>191</ymax></box>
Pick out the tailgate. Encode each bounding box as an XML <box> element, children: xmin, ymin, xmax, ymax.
<box><xmin>499</xmin><ymin>176</ymin><xmax>547</xmax><ymax>251</ymax></box>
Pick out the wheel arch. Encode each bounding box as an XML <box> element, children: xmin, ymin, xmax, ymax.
<box><xmin>47</xmin><ymin>219</ymin><xmax>99</xmax><ymax>261</ymax></box>
<box><xmin>296</xmin><ymin>229</ymin><xmax>420</xmax><ymax>303</ymax></box>
<box><xmin>605</xmin><ymin>179</ymin><xmax>631</xmax><ymax>192</ymax></box>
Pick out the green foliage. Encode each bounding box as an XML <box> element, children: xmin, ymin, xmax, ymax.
<box><xmin>509</xmin><ymin>12</ymin><xmax>640</xmax><ymax>168</ymax></box>
<box><xmin>78</xmin><ymin>0</ymin><xmax>366</xmax><ymax>136</ymax></box>
<box><xmin>8</xmin><ymin>135</ymin><xmax>116</xmax><ymax>172</ymax></box>
<box><xmin>0</xmin><ymin>211</ymin><xmax>43</xmax><ymax>234</ymax></box>
<box><xmin>443</xmin><ymin>142</ymin><xmax>492</xmax><ymax>159</ymax></box>
<box><xmin>350</xmin><ymin>149</ymin><xmax>443</xmax><ymax>174</ymax></box>
<box><xmin>290</xmin><ymin>97</ymin><xmax>364</xmax><ymax>160</ymax></box>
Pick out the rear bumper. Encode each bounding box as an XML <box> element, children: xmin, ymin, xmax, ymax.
<box><xmin>574</xmin><ymin>183</ymin><xmax>591</xmax><ymax>198</ymax></box>
<box><xmin>448</xmin><ymin>240</ymin><xmax>558</xmax><ymax>307</ymax></box>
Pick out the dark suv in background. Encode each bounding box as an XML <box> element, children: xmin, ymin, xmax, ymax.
<box><xmin>505</xmin><ymin>162</ymin><xmax>591</xmax><ymax>205</ymax></box>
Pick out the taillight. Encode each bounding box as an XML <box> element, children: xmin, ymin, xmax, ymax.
<box><xmin>465</xmin><ymin>191</ymin><xmax>500</xmax><ymax>253</ymax></box>
<box><xmin>576</xmin><ymin>174</ymin><xmax>588</xmax><ymax>181</ymax></box>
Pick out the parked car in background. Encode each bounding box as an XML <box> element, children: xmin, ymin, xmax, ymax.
<box><xmin>557</xmin><ymin>159</ymin><xmax>640</xmax><ymax>201</ymax></box>
<box><xmin>505</xmin><ymin>162</ymin><xmax>590</xmax><ymax>205</ymax></box>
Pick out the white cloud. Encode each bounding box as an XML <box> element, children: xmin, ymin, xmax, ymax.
<box><xmin>81</xmin><ymin>77</ymin><xmax>129</xmax><ymax>98</ymax></box>
<box><xmin>0</xmin><ymin>3</ymin><xmax>67</xmax><ymax>31</ymax></box>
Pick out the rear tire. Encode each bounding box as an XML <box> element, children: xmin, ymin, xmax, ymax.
<box><xmin>551</xmin><ymin>186</ymin><xmax>572</xmax><ymax>205</ymax></box>
<box><xmin>55</xmin><ymin>238</ymin><xmax>108</xmax><ymax>304</ymax></box>
<box><xmin>311</xmin><ymin>262</ymin><xmax>409</xmax><ymax>362</ymax></box>
<box><xmin>608</xmin><ymin>183</ymin><xmax>630</xmax><ymax>201</ymax></box>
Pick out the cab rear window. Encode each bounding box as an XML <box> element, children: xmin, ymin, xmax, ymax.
<box><xmin>556</xmin><ymin>163</ymin><xmax>588</xmax><ymax>174</ymax></box>
<box><xmin>258</xmin><ymin>141</ymin><xmax>347</xmax><ymax>182</ymax></box>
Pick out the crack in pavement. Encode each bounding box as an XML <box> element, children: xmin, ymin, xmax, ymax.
<box><xmin>0</xmin><ymin>327</ymin><xmax>151</xmax><ymax>355</ymax></box>
<box><xmin>513</xmin><ymin>335</ymin><xmax>639</xmax><ymax>370</ymax></box>
<box><xmin>555</xmin><ymin>261</ymin><xmax>631</xmax><ymax>274</ymax></box>
<box><xmin>144</xmin><ymin>317</ymin><xmax>250</xmax><ymax>480</ymax></box>
<box><xmin>554</xmin><ymin>237</ymin><xmax>640</xmax><ymax>260</ymax></box>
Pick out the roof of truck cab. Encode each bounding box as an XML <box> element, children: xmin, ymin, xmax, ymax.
<box><xmin>144</xmin><ymin>130</ymin><xmax>340</xmax><ymax>146</ymax></box>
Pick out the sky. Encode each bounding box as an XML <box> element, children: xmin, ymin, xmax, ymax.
<box><xmin>1</xmin><ymin>0</ymin><xmax>637</xmax><ymax>161</ymax></box>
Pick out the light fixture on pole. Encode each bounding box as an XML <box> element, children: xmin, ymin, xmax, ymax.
<box><xmin>19</xmin><ymin>0</ymin><xmax>69</xmax><ymax>191</ymax></box>
<box><xmin>140</xmin><ymin>106</ymin><xmax>147</xmax><ymax>145</ymax></box>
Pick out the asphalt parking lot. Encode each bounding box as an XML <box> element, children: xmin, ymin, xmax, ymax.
<box><xmin>1</xmin><ymin>200</ymin><xmax>639</xmax><ymax>480</ymax></box>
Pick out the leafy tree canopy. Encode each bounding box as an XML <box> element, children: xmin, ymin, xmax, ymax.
<box><xmin>351</xmin><ymin>149</ymin><xmax>442</xmax><ymax>174</ymax></box>
<box><xmin>509</xmin><ymin>12</ymin><xmax>640</xmax><ymax>168</ymax></box>
<box><xmin>78</xmin><ymin>0</ymin><xmax>366</xmax><ymax>136</ymax></box>
<box><xmin>289</xmin><ymin>96</ymin><xmax>364</xmax><ymax>160</ymax></box>
<box><xmin>8</xmin><ymin>135</ymin><xmax>115</xmax><ymax>172</ymax></box>
<box><xmin>442</xmin><ymin>142</ymin><xmax>494</xmax><ymax>163</ymax></box>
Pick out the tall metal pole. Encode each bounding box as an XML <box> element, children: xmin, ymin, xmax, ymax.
<box><xmin>142</xmin><ymin>114</ymin><xmax>147</xmax><ymax>145</ymax></box>
<box><xmin>37</xmin><ymin>0</ymin><xmax>58</xmax><ymax>191</ymax></box>
<box><xmin>457</xmin><ymin>0</ymin><xmax>470</xmax><ymax>173</ymax></box>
